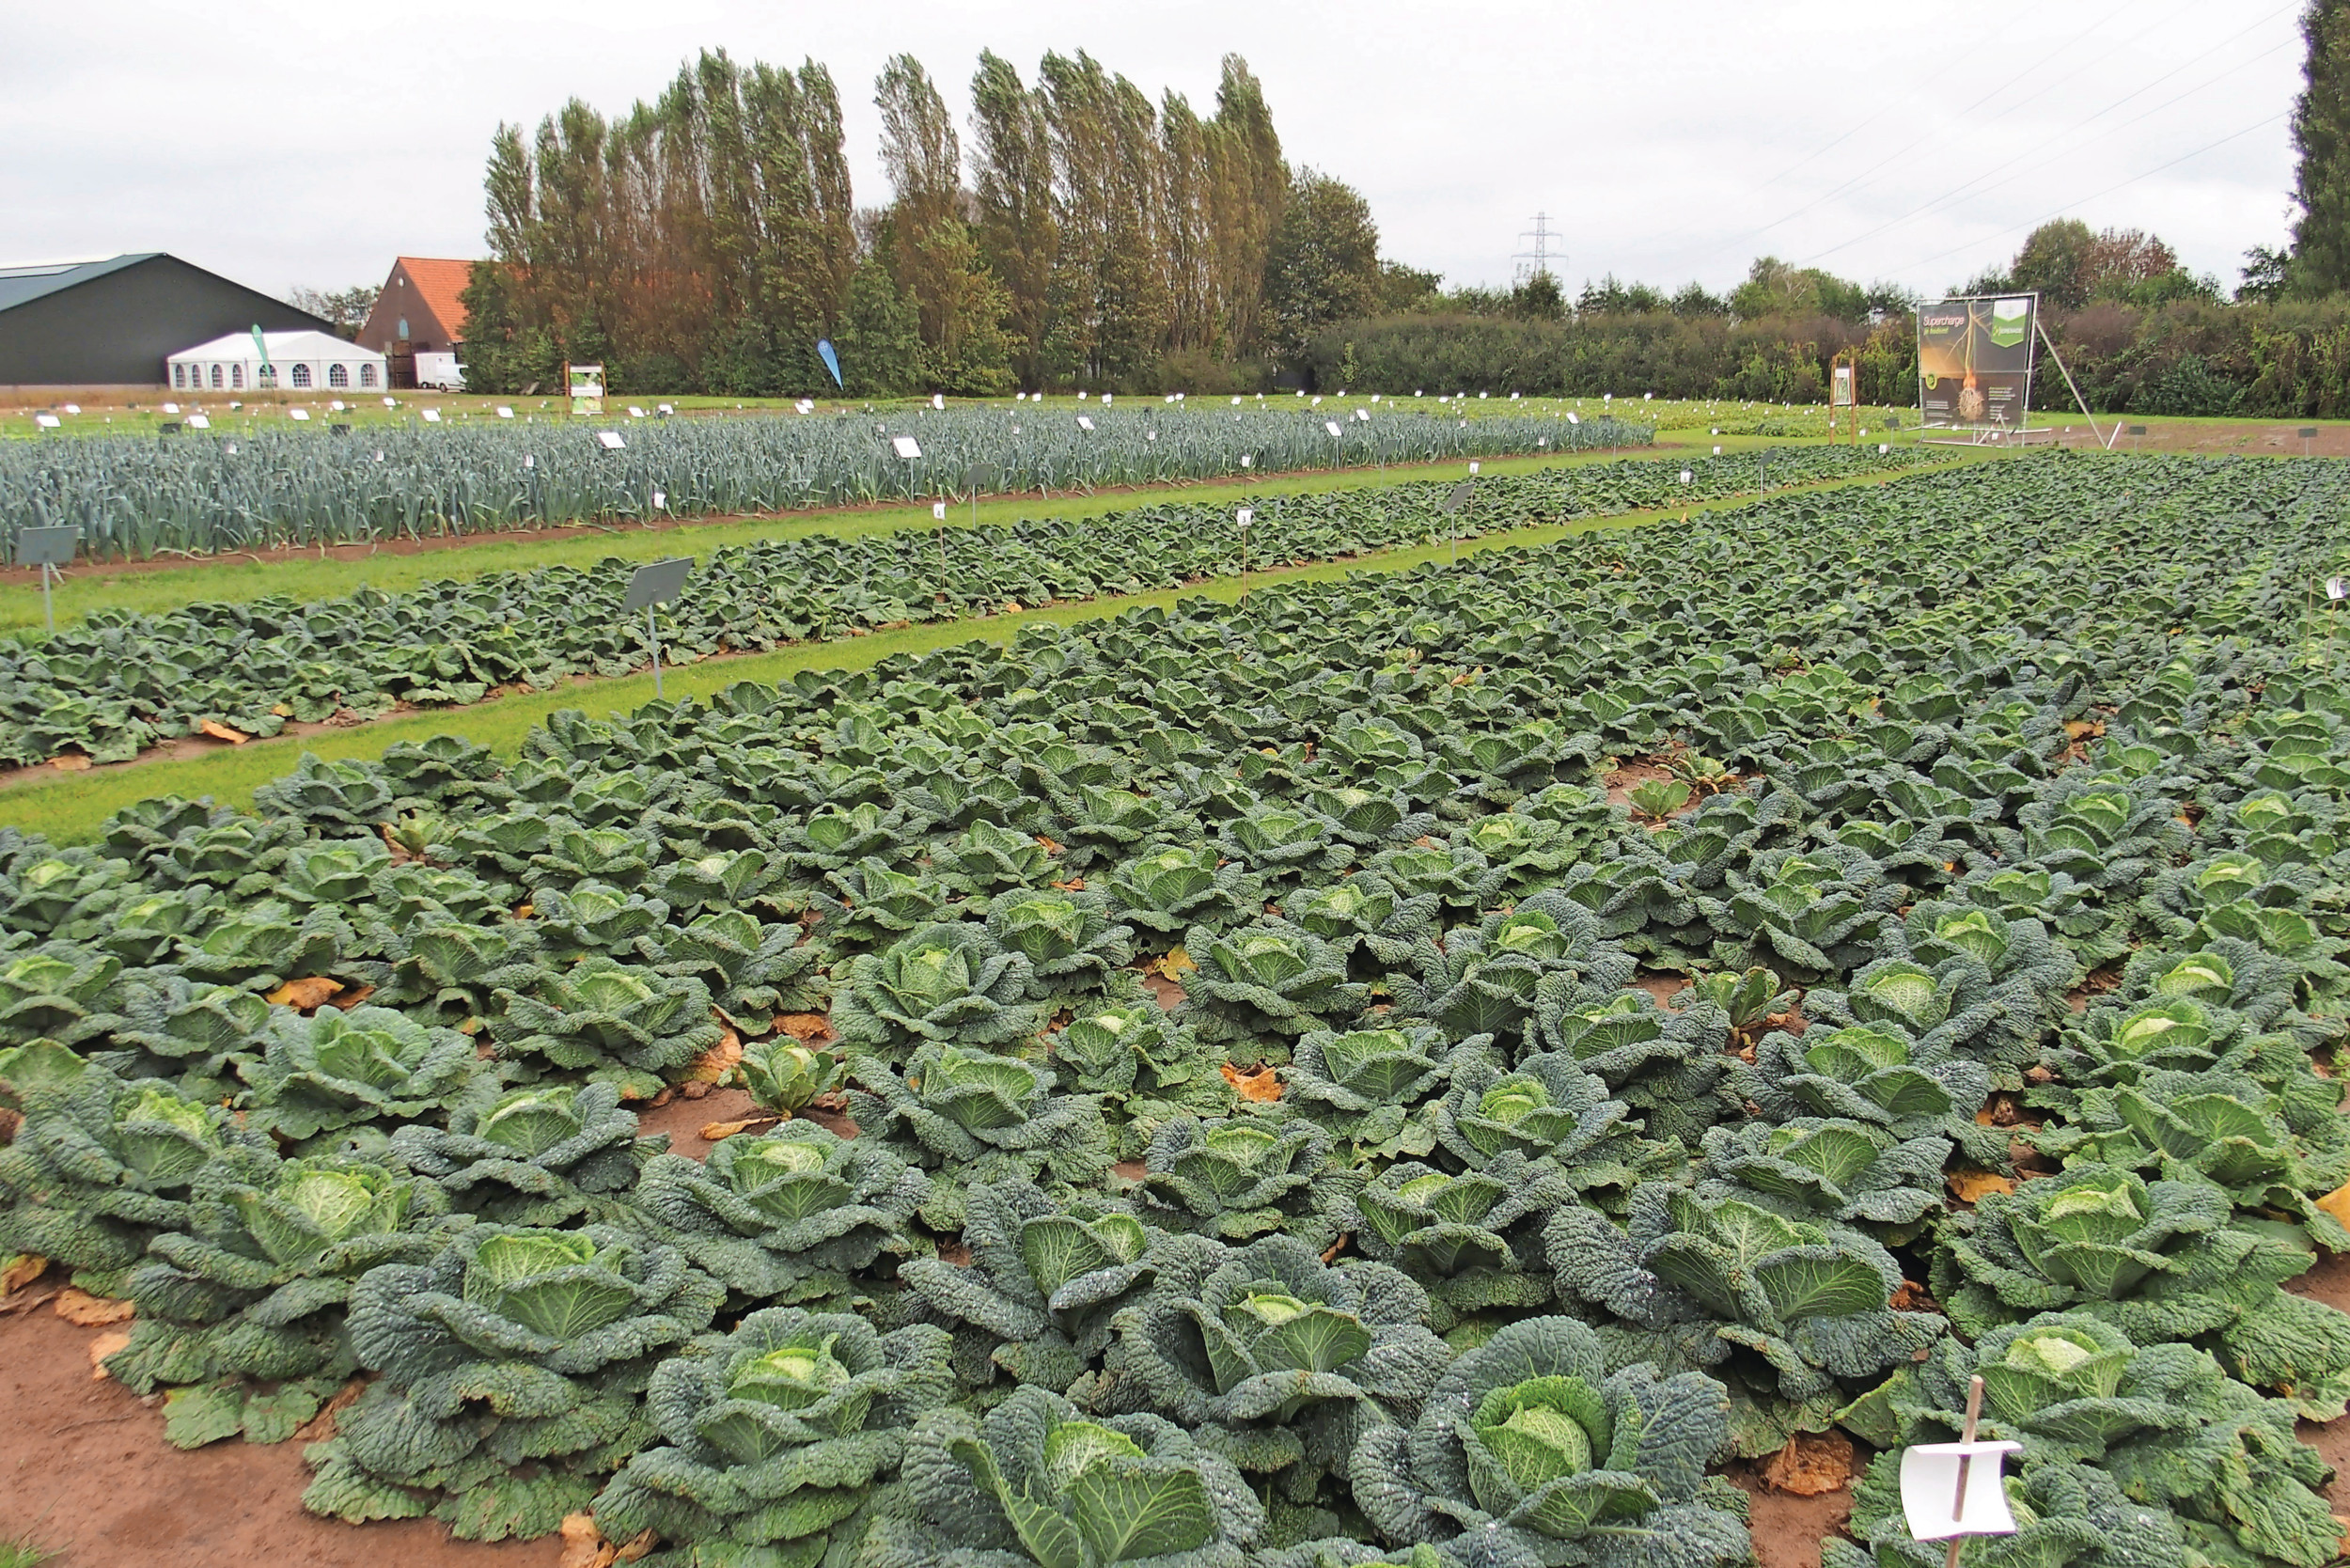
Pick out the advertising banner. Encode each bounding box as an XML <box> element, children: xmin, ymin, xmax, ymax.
<box><xmin>1917</xmin><ymin>295</ymin><xmax>2037</xmax><ymax>428</ymax></box>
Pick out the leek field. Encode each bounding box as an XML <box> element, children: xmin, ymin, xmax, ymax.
<box><xmin>6</xmin><ymin>448</ymin><xmax>2350</xmax><ymax>1568</ymax></box>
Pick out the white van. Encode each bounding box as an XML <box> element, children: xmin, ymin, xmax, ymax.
<box><xmin>414</xmin><ymin>352</ymin><xmax>467</xmax><ymax>391</ymax></box>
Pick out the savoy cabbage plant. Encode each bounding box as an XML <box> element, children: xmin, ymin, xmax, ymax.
<box><xmin>645</xmin><ymin>906</ymin><xmax>830</xmax><ymax>1027</ymax></box>
<box><xmin>103</xmin><ymin>973</ymin><xmax>272</xmax><ymax>1098</ymax></box>
<box><xmin>1546</xmin><ymin>1184</ymin><xmax>1942</xmax><ymax>1454</ymax></box>
<box><xmin>1738</xmin><ymin>1021</ymin><xmax>1999</xmax><ymax>1167</ymax></box>
<box><xmin>1135</xmin><ymin>1110</ymin><xmax>1345</xmax><ymax>1245</ymax></box>
<box><xmin>387</xmin><ymin>1082</ymin><xmax>661</xmax><ymax>1227</ymax></box>
<box><xmin>846</xmin><ymin>1043</ymin><xmax>1113</xmax><ymax>1231</ymax></box>
<box><xmin>636</xmin><ymin>1122</ymin><xmax>930</xmax><ymax>1304</ymax></box>
<box><xmin>1175</xmin><ymin>920</ymin><xmax>1369</xmax><ymax>1046</ymax></box>
<box><xmin>588</xmin><ymin>1308</ymin><xmax>955</xmax><ymax>1562</ymax></box>
<box><xmin>1929</xmin><ymin>1161</ymin><xmax>2350</xmax><ymax>1418</ymax></box>
<box><xmin>242</xmin><ymin>1003</ymin><xmax>490</xmax><ymax>1146</ymax></box>
<box><xmin>1528</xmin><ymin>990</ymin><xmax>1736</xmax><ymax>1147</ymax></box>
<box><xmin>901</xmin><ymin>1177</ymin><xmax>1202</xmax><ymax>1393</ymax></box>
<box><xmin>0</xmin><ymin>1068</ymin><xmax>272</xmax><ymax>1294</ymax></box>
<box><xmin>1426</xmin><ymin>1052</ymin><xmax>1674</xmax><ymax>1211</ymax></box>
<box><xmin>1283</xmin><ymin>1026</ymin><xmax>1475</xmax><ymax>1165</ymax></box>
<box><xmin>1095</xmin><ymin>1234</ymin><xmax>1452</xmax><ymax>1500</ymax></box>
<box><xmin>304</xmin><ymin>1221</ymin><xmax>726</xmax><ymax>1542</ymax></box>
<box><xmin>869</xmin><ymin>1383</ymin><xmax>1267</xmax><ymax>1568</ymax></box>
<box><xmin>830</xmin><ymin>923</ymin><xmax>1047</xmax><ymax>1063</ymax></box>
<box><xmin>1099</xmin><ymin>842</ymin><xmax>1262</xmax><ymax>938</ymax></box>
<box><xmin>1340</xmin><ymin>1154</ymin><xmax>1572</xmax><ymax>1331</ymax></box>
<box><xmin>1388</xmin><ymin>900</ymin><xmax>1632</xmax><ymax>1052</ymax></box>
<box><xmin>1878</xmin><ymin>1312</ymin><xmax>2342</xmax><ymax>1568</ymax></box>
<box><xmin>107</xmin><ymin>1151</ymin><xmax>449</xmax><ymax>1399</ymax></box>
<box><xmin>1047</xmin><ymin>997</ymin><xmax>1234</xmax><ymax>1160</ymax></box>
<box><xmin>490</xmin><ymin>956</ymin><xmax>726</xmax><ymax>1099</ymax></box>
<box><xmin>1693</xmin><ymin>1117</ymin><xmax>1951</xmax><ymax>1244</ymax></box>
<box><xmin>1348</xmin><ymin>1314</ymin><xmax>1750</xmax><ymax>1568</ymax></box>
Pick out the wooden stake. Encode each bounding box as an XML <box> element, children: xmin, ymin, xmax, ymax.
<box><xmin>1945</xmin><ymin>1373</ymin><xmax>1985</xmax><ymax>1568</ymax></box>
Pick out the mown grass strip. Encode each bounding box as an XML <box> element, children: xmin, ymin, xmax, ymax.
<box><xmin>0</xmin><ymin>431</ymin><xmax>1851</xmax><ymax>635</ymax></box>
<box><xmin>0</xmin><ymin>448</ymin><xmax>2010</xmax><ymax>844</ymax></box>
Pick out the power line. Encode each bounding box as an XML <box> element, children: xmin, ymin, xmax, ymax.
<box><xmin>1886</xmin><ymin>109</ymin><xmax>2288</xmax><ymax>280</ymax></box>
<box><xmin>1795</xmin><ymin>24</ymin><xmax>2296</xmax><ymax>268</ymax></box>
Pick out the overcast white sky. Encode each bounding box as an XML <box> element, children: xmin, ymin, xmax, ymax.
<box><xmin>0</xmin><ymin>0</ymin><xmax>2309</xmax><ymax>303</ymax></box>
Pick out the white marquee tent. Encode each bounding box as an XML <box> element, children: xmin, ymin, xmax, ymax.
<box><xmin>165</xmin><ymin>330</ymin><xmax>387</xmax><ymax>394</ymax></box>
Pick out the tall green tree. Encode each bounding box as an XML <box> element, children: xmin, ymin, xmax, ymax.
<box><xmin>1261</xmin><ymin>169</ymin><xmax>1381</xmax><ymax>367</ymax></box>
<box><xmin>2292</xmin><ymin>0</ymin><xmax>2350</xmax><ymax>295</ymax></box>
<box><xmin>968</xmin><ymin>51</ymin><xmax>1059</xmax><ymax>385</ymax></box>
<box><xmin>875</xmin><ymin>55</ymin><xmax>1012</xmax><ymax>393</ymax></box>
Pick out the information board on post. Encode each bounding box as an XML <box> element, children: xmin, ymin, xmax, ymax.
<box><xmin>19</xmin><ymin>525</ymin><xmax>81</xmax><ymax>636</ymax></box>
<box><xmin>623</xmin><ymin>557</ymin><xmax>694</xmax><ymax>699</ymax></box>
<box><xmin>1917</xmin><ymin>294</ymin><xmax>2038</xmax><ymax>431</ymax></box>
<box><xmin>569</xmin><ymin>363</ymin><xmax>605</xmax><ymax>416</ymax></box>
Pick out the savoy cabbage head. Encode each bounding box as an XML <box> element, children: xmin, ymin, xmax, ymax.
<box><xmin>304</xmin><ymin>1220</ymin><xmax>725</xmax><ymax>1542</ymax></box>
<box><xmin>830</xmin><ymin>922</ymin><xmax>1046</xmax><ymax>1062</ymax></box>
<box><xmin>1097</xmin><ymin>1234</ymin><xmax>1451</xmax><ymax>1499</ymax></box>
<box><xmin>1136</xmin><ymin>1110</ymin><xmax>1345</xmax><ymax>1246</ymax></box>
<box><xmin>1048</xmin><ymin>997</ymin><xmax>1235</xmax><ymax>1160</ymax></box>
<box><xmin>871</xmin><ymin>1384</ymin><xmax>1267</xmax><ymax>1568</ymax></box>
<box><xmin>588</xmin><ymin>1307</ymin><xmax>955</xmax><ymax>1560</ymax></box>
<box><xmin>847</xmin><ymin>1043</ymin><xmax>1112</xmax><ymax>1231</ymax></box>
<box><xmin>242</xmin><ymin>1003</ymin><xmax>489</xmax><ymax>1145</ymax></box>
<box><xmin>1340</xmin><ymin>1154</ymin><xmax>1572</xmax><ymax>1331</ymax></box>
<box><xmin>109</xmin><ymin>1150</ymin><xmax>450</xmax><ymax>1397</ymax></box>
<box><xmin>637</xmin><ymin>1121</ymin><xmax>930</xmax><ymax>1304</ymax></box>
<box><xmin>387</xmin><ymin>1081</ymin><xmax>661</xmax><ymax>1227</ymax></box>
<box><xmin>1349</xmin><ymin>1314</ymin><xmax>1749</xmax><ymax>1568</ymax></box>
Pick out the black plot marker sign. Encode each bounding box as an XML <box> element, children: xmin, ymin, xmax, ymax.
<box><xmin>622</xmin><ymin>557</ymin><xmax>694</xmax><ymax>698</ymax></box>
<box><xmin>18</xmin><ymin>525</ymin><xmax>80</xmax><ymax>636</ymax></box>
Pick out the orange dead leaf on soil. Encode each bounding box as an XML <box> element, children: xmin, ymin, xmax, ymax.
<box><xmin>1762</xmin><ymin>1430</ymin><xmax>1855</xmax><ymax>1496</ymax></box>
<box><xmin>198</xmin><ymin>719</ymin><xmax>250</xmax><ymax>745</ymax></box>
<box><xmin>2062</xmin><ymin>719</ymin><xmax>2106</xmax><ymax>741</ymax></box>
<box><xmin>1947</xmin><ymin>1170</ymin><xmax>2016</xmax><ymax>1203</ymax></box>
<box><xmin>267</xmin><ymin>976</ymin><xmax>343</xmax><ymax>1011</ymax></box>
<box><xmin>47</xmin><ymin>753</ymin><xmax>90</xmax><ymax>772</ymax></box>
<box><xmin>698</xmin><ymin>1116</ymin><xmax>776</xmax><ymax>1144</ymax></box>
<box><xmin>55</xmin><ymin>1287</ymin><xmax>134</xmax><ymax>1326</ymax></box>
<box><xmin>1221</xmin><ymin>1062</ymin><xmax>1283</xmax><ymax>1103</ymax></box>
<box><xmin>558</xmin><ymin>1514</ymin><xmax>652</xmax><ymax>1568</ymax></box>
<box><xmin>1035</xmin><ymin>834</ymin><xmax>1065</xmax><ymax>855</ymax></box>
<box><xmin>88</xmin><ymin>1329</ymin><xmax>131</xmax><ymax>1378</ymax></box>
<box><xmin>682</xmin><ymin>1028</ymin><xmax>744</xmax><ymax>1085</ymax></box>
<box><xmin>776</xmin><ymin>1013</ymin><xmax>830</xmax><ymax>1042</ymax></box>
<box><xmin>1</xmin><ymin>1254</ymin><xmax>46</xmax><ymax>1295</ymax></box>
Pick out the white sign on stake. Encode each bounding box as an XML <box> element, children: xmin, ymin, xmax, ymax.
<box><xmin>1567</xmin><ymin>411</ymin><xmax>1580</xmax><ymax>425</ymax></box>
<box><xmin>659</xmin><ymin>403</ymin><xmax>674</xmax><ymax>416</ymax></box>
<box><xmin>62</xmin><ymin>404</ymin><xmax>78</xmax><ymax>415</ymax></box>
<box><xmin>290</xmin><ymin>408</ymin><xmax>310</xmax><ymax>421</ymax></box>
<box><xmin>422</xmin><ymin>408</ymin><xmax>442</xmax><ymax>423</ymax></box>
<box><xmin>525</xmin><ymin>454</ymin><xmax>536</xmax><ymax>469</ymax></box>
<box><xmin>598</xmin><ymin>431</ymin><xmax>626</xmax><ymax>450</ymax></box>
<box><xmin>652</xmin><ymin>491</ymin><xmax>666</xmax><ymax>510</ymax></box>
<box><xmin>892</xmin><ymin>436</ymin><xmax>922</xmax><ymax>461</ymax></box>
<box><xmin>932</xmin><ymin>393</ymin><xmax>945</xmax><ymax>410</ymax></box>
<box><xmin>383</xmin><ymin>397</ymin><xmax>397</xmax><ymax>407</ymax></box>
<box><xmin>933</xmin><ymin>501</ymin><xmax>948</xmax><ymax>521</ymax></box>
<box><xmin>1681</xmin><ymin>469</ymin><xmax>1693</xmax><ymax>484</ymax></box>
<box><xmin>2329</xmin><ymin>576</ymin><xmax>2347</xmax><ymax>601</ymax></box>
<box><xmin>1231</xmin><ymin>396</ymin><xmax>1242</xmax><ymax>404</ymax></box>
<box><xmin>796</xmin><ymin>399</ymin><xmax>814</xmax><ymax>415</ymax></box>
<box><xmin>498</xmin><ymin>406</ymin><xmax>514</xmax><ymax>418</ymax></box>
<box><xmin>330</xmin><ymin>400</ymin><xmax>345</xmax><ymax>411</ymax></box>
<box><xmin>1241</xmin><ymin>453</ymin><xmax>1252</xmax><ymax>468</ymax></box>
<box><xmin>1101</xmin><ymin>393</ymin><xmax>1113</xmax><ymax>406</ymax></box>
<box><xmin>1324</xmin><ymin>420</ymin><xmax>1342</xmax><ymax>440</ymax></box>
<box><xmin>1713</xmin><ymin>445</ymin><xmax>1722</xmax><ymax>455</ymax></box>
<box><xmin>1077</xmin><ymin>416</ymin><xmax>1095</xmax><ymax>431</ymax></box>
<box><xmin>1468</xmin><ymin>461</ymin><xmax>1480</xmax><ymax>475</ymax></box>
<box><xmin>1880</xmin><ymin>443</ymin><xmax>1890</xmax><ymax>455</ymax></box>
<box><xmin>162</xmin><ymin>402</ymin><xmax>180</xmax><ymax>414</ymax></box>
<box><xmin>1236</xmin><ymin>508</ymin><xmax>1253</xmax><ymax>527</ymax></box>
<box><xmin>1900</xmin><ymin>1442</ymin><xmax>2021</xmax><ymax>1542</ymax></box>
<box><xmin>187</xmin><ymin>414</ymin><xmax>211</xmax><ymax>430</ymax></box>
<box><xmin>33</xmin><ymin>415</ymin><xmax>59</xmax><ymax>429</ymax></box>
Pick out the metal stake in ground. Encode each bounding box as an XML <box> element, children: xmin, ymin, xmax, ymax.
<box><xmin>1946</xmin><ymin>1375</ymin><xmax>1985</xmax><ymax>1568</ymax></box>
<box><xmin>622</xmin><ymin>557</ymin><xmax>695</xmax><ymax>699</ymax></box>
<box><xmin>17</xmin><ymin>525</ymin><xmax>81</xmax><ymax>637</ymax></box>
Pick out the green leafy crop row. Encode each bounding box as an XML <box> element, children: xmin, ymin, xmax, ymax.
<box><xmin>0</xmin><ymin>445</ymin><xmax>1921</xmax><ymax>769</ymax></box>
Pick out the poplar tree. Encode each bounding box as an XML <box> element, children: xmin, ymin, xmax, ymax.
<box><xmin>2292</xmin><ymin>0</ymin><xmax>2350</xmax><ymax>295</ymax></box>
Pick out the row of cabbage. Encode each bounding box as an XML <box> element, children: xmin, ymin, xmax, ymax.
<box><xmin>2</xmin><ymin>450</ymin><xmax>2348</xmax><ymax>1568</ymax></box>
<box><xmin>0</xmin><ymin>444</ymin><xmax>1926</xmax><ymax>770</ymax></box>
<box><xmin>0</xmin><ymin>405</ymin><xmax>1656</xmax><ymax>562</ymax></box>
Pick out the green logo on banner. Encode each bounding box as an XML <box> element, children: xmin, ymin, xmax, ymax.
<box><xmin>1989</xmin><ymin>298</ymin><xmax>2029</xmax><ymax>349</ymax></box>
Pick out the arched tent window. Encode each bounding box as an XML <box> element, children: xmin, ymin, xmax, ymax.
<box><xmin>209</xmin><ymin>364</ymin><xmax>223</xmax><ymax>388</ymax></box>
<box><xmin>172</xmin><ymin>364</ymin><xmax>185</xmax><ymax>388</ymax></box>
<box><xmin>258</xmin><ymin>365</ymin><xmax>276</xmax><ymax>389</ymax></box>
<box><xmin>290</xmin><ymin>364</ymin><xmax>312</xmax><ymax>388</ymax></box>
<box><xmin>230</xmin><ymin>364</ymin><xmax>243</xmax><ymax>389</ymax></box>
<box><xmin>328</xmin><ymin>363</ymin><xmax>349</xmax><ymax>388</ymax></box>
<box><xmin>359</xmin><ymin>363</ymin><xmax>379</xmax><ymax>388</ymax></box>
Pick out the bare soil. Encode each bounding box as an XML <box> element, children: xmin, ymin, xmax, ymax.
<box><xmin>2050</xmin><ymin>420</ymin><xmax>2350</xmax><ymax>457</ymax></box>
<box><xmin>0</xmin><ymin>1298</ymin><xmax>550</xmax><ymax>1566</ymax></box>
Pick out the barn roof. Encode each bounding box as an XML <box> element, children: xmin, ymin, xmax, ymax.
<box><xmin>396</xmin><ymin>257</ymin><xmax>476</xmax><ymax>340</ymax></box>
<box><xmin>0</xmin><ymin>255</ymin><xmax>163</xmax><ymax>315</ymax></box>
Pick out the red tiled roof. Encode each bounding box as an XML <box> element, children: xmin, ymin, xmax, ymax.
<box><xmin>397</xmin><ymin>257</ymin><xmax>477</xmax><ymax>341</ymax></box>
